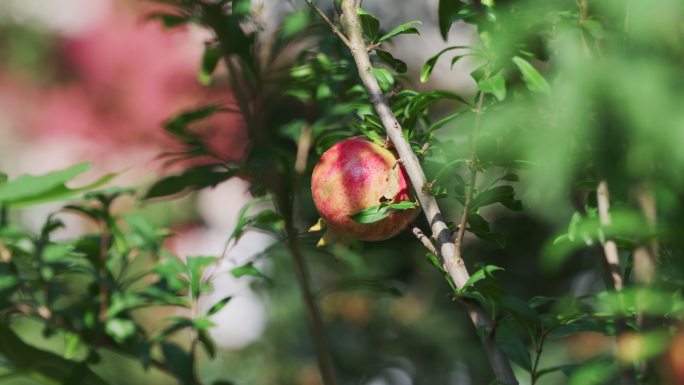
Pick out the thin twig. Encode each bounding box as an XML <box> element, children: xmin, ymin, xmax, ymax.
<box><xmin>573</xmin><ymin>185</ymin><xmax>638</xmax><ymax>385</ymax></box>
<box><xmin>454</xmin><ymin>91</ymin><xmax>485</xmax><ymax>255</ymax></box>
<box><xmin>305</xmin><ymin>0</ymin><xmax>352</xmax><ymax>48</ymax></box>
<box><xmin>412</xmin><ymin>226</ymin><xmax>438</xmax><ymax>256</ymax></box>
<box><xmin>530</xmin><ymin>329</ymin><xmax>550</xmax><ymax>385</ymax></box>
<box><xmin>339</xmin><ymin>2</ymin><xmax>517</xmax><ymax>383</ymax></box>
<box><xmin>596</xmin><ymin>180</ymin><xmax>624</xmax><ymax>291</ymax></box>
<box><xmin>632</xmin><ymin>184</ymin><xmax>657</xmax><ymax>284</ymax></box>
<box><xmin>286</xmin><ymin>224</ymin><xmax>338</xmax><ymax>385</ymax></box>
<box><xmin>295</xmin><ymin>125</ymin><xmax>313</xmax><ymax>174</ymax></box>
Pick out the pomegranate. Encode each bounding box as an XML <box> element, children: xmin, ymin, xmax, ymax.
<box><xmin>311</xmin><ymin>137</ymin><xmax>419</xmax><ymax>241</ymax></box>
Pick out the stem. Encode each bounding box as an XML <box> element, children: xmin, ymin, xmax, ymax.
<box><xmin>632</xmin><ymin>184</ymin><xmax>657</xmax><ymax>285</ymax></box>
<box><xmin>412</xmin><ymin>226</ymin><xmax>438</xmax><ymax>256</ymax></box>
<box><xmin>339</xmin><ymin>2</ymin><xmax>517</xmax><ymax>383</ymax></box>
<box><xmin>596</xmin><ymin>180</ymin><xmax>624</xmax><ymax>291</ymax></box>
<box><xmin>0</xmin><ymin>205</ymin><xmax>7</xmax><ymax>227</ymax></box>
<box><xmin>454</xmin><ymin>91</ymin><xmax>485</xmax><ymax>254</ymax></box>
<box><xmin>304</xmin><ymin>0</ymin><xmax>352</xmax><ymax>48</ymax></box>
<box><xmin>572</xmin><ymin>185</ymin><xmax>638</xmax><ymax>385</ymax></box>
<box><xmin>207</xmin><ymin>12</ymin><xmax>337</xmax><ymax>384</ymax></box>
<box><xmin>530</xmin><ymin>329</ymin><xmax>549</xmax><ymax>385</ymax></box>
<box><xmin>286</xmin><ymin>224</ymin><xmax>338</xmax><ymax>385</ymax></box>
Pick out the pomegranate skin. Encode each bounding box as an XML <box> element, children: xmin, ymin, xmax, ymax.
<box><xmin>311</xmin><ymin>137</ymin><xmax>418</xmax><ymax>241</ymax></box>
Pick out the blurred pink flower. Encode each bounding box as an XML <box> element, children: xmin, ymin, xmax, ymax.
<box><xmin>1</xmin><ymin>1</ymin><xmax>247</xmax><ymax>172</ymax></box>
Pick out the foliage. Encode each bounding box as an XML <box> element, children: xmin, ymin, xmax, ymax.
<box><xmin>2</xmin><ymin>0</ymin><xmax>684</xmax><ymax>384</ymax></box>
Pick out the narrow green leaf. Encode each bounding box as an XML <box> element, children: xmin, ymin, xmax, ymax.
<box><xmin>378</xmin><ymin>20</ymin><xmax>421</xmax><ymax>42</ymax></box>
<box><xmin>375</xmin><ymin>49</ymin><xmax>408</xmax><ymax>73</ymax></box>
<box><xmin>144</xmin><ymin>165</ymin><xmax>236</xmax><ymax>200</ymax></box>
<box><xmin>477</xmin><ymin>72</ymin><xmax>507</xmax><ymax>101</ymax></box>
<box><xmin>160</xmin><ymin>342</ymin><xmax>196</xmax><ymax>384</ymax></box>
<box><xmin>230</xmin><ymin>262</ymin><xmax>267</xmax><ymax>279</ymax></box>
<box><xmin>352</xmin><ymin>121</ymin><xmax>385</xmax><ymax>146</ymax></box>
<box><xmin>428</xmin><ymin>111</ymin><xmax>462</xmax><ymax>132</ymax></box>
<box><xmin>105</xmin><ymin>318</ymin><xmax>137</xmax><ymax>343</ymax></box>
<box><xmin>421</xmin><ymin>46</ymin><xmax>469</xmax><ymax>83</ymax></box>
<box><xmin>199</xmin><ymin>46</ymin><xmax>222</xmax><ymax>85</ymax></box>
<box><xmin>357</xmin><ymin>8</ymin><xmax>380</xmax><ymax>41</ymax></box>
<box><xmin>198</xmin><ymin>329</ymin><xmax>216</xmax><ymax>358</ymax></box>
<box><xmin>496</xmin><ymin>318</ymin><xmax>532</xmax><ymax>371</ymax></box>
<box><xmin>460</xmin><ymin>265</ymin><xmax>504</xmax><ymax>291</ymax></box>
<box><xmin>350</xmin><ymin>201</ymin><xmax>417</xmax><ymax>224</ymax></box>
<box><xmin>471</xmin><ymin>185</ymin><xmax>522</xmax><ymax>211</ymax></box>
<box><xmin>281</xmin><ymin>11</ymin><xmax>310</xmax><ymax>38</ymax></box>
<box><xmin>0</xmin><ymin>163</ymin><xmax>89</xmax><ymax>203</ymax></box>
<box><xmin>438</xmin><ymin>0</ymin><xmax>477</xmax><ymax>39</ymax></box>
<box><xmin>372</xmin><ymin>67</ymin><xmax>395</xmax><ymax>91</ymax></box>
<box><xmin>186</xmin><ymin>256</ymin><xmax>218</xmax><ymax>299</ymax></box>
<box><xmin>146</xmin><ymin>12</ymin><xmax>188</xmax><ymax>28</ymax></box>
<box><xmin>512</xmin><ymin>56</ymin><xmax>550</xmax><ymax>95</ymax></box>
<box><xmin>11</xmin><ymin>172</ymin><xmax>117</xmax><ymax>208</ymax></box>
<box><xmin>232</xmin><ymin>0</ymin><xmax>251</xmax><ymax>17</ymax></box>
<box><xmin>207</xmin><ymin>296</ymin><xmax>232</xmax><ymax>316</ymax></box>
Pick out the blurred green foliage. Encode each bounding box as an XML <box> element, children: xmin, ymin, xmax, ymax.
<box><xmin>1</xmin><ymin>0</ymin><xmax>684</xmax><ymax>385</ymax></box>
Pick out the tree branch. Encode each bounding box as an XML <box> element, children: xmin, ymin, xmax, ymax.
<box><xmin>286</xmin><ymin>224</ymin><xmax>338</xmax><ymax>385</ymax></box>
<box><xmin>338</xmin><ymin>2</ymin><xmax>517</xmax><ymax>383</ymax></box>
<box><xmin>454</xmin><ymin>91</ymin><xmax>485</xmax><ymax>256</ymax></box>
<box><xmin>596</xmin><ymin>180</ymin><xmax>624</xmax><ymax>291</ymax></box>
<box><xmin>573</xmin><ymin>184</ymin><xmax>638</xmax><ymax>385</ymax></box>
<box><xmin>632</xmin><ymin>184</ymin><xmax>657</xmax><ymax>285</ymax></box>
<box><xmin>412</xmin><ymin>226</ymin><xmax>438</xmax><ymax>256</ymax></box>
<box><xmin>304</xmin><ymin>0</ymin><xmax>352</xmax><ymax>48</ymax></box>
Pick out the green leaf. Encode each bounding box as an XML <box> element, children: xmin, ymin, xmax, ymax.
<box><xmin>350</xmin><ymin>201</ymin><xmax>418</xmax><ymax>224</ymax></box>
<box><xmin>146</xmin><ymin>12</ymin><xmax>188</xmax><ymax>28</ymax></box>
<box><xmin>471</xmin><ymin>185</ymin><xmax>523</xmax><ymax>211</ymax></box>
<box><xmin>186</xmin><ymin>256</ymin><xmax>218</xmax><ymax>299</ymax></box>
<box><xmin>459</xmin><ymin>265</ymin><xmax>504</xmax><ymax>292</ymax></box>
<box><xmin>567</xmin><ymin>358</ymin><xmax>616</xmax><ymax>385</ymax></box>
<box><xmin>281</xmin><ymin>11</ymin><xmax>310</xmax><ymax>38</ymax></box>
<box><xmin>232</xmin><ymin>0</ymin><xmax>251</xmax><ymax>17</ymax></box>
<box><xmin>42</xmin><ymin>243</ymin><xmax>76</xmax><ymax>263</ymax></box>
<box><xmin>500</xmin><ymin>295</ymin><xmax>540</xmax><ymax>339</ymax></box>
<box><xmin>496</xmin><ymin>318</ymin><xmax>532</xmax><ymax>371</ymax></box>
<box><xmin>357</xmin><ymin>8</ymin><xmax>380</xmax><ymax>41</ymax></box>
<box><xmin>438</xmin><ymin>0</ymin><xmax>477</xmax><ymax>39</ymax></box>
<box><xmin>375</xmin><ymin>49</ymin><xmax>408</xmax><ymax>73</ymax></box>
<box><xmin>207</xmin><ymin>296</ymin><xmax>232</xmax><ymax>316</ymax></box>
<box><xmin>477</xmin><ymin>72</ymin><xmax>507</xmax><ymax>101</ymax></box>
<box><xmin>0</xmin><ymin>163</ymin><xmax>89</xmax><ymax>204</ymax></box>
<box><xmin>372</xmin><ymin>67</ymin><xmax>395</xmax><ymax>91</ymax></box>
<box><xmin>230</xmin><ymin>200</ymin><xmax>283</xmax><ymax>242</ymax></box>
<box><xmin>582</xmin><ymin>20</ymin><xmax>605</xmax><ymax>40</ymax></box>
<box><xmin>470</xmin><ymin>230</ymin><xmax>506</xmax><ymax>248</ymax></box>
<box><xmin>421</xmin><ymin>46</ymin><xmax>469</xmax><ymax>83</ymax></box>
<box><xmin>199</xmin><ymin>46</ymin><xmax>222</xmax><ymax>85</ymax></box>
<box><xmin>164</xmin><ymin>104</ymin><xmax>221</xmax><ymax>140</ymax></box>
<box><xmin>105</xmin><ymin>318</ymin><xmax>137</xmax><ymax>343</ymax></box>
<box><xmin>378</xmin><ymin>20</ymin><xmax>421</xmax><ymax>42</ymax></box>
<box><xmin>512</xmin><ymin>56</ymin><xmax>550</xmax><ymax>95</ymax></box>
<box><xmin>198</xmin><ymin>329</ymin><xmax>216</xmax><ymax>358</ymax></box>
<box><xmin>425</xmin><ymin>252</ymin><xmax>445</xmax><ymax>273</ymax></box>
<box><xmin>144</xmin><ymin>165</ymin><xmax>236</xmax><ymax>200</ymax></box>
<box><xmin>160</xmin><ymin>342</ymin><xmax>196</xmax><ymax>384</ymax></box>
<box><xmin>231</xmin><ymin>262</ymin><xmax>267</xmax><ymax>279</ymax></box>
<box><xmin>428</xmin><ymin>111</ymin><xmax>462</xmax><ymax>132</ymax></box>
<box><xmin>0</xmin><ymin>325</ymin><xmax>112</xmax><ymax>385</ymax></box>
<box><xmin>352</xmin><ymin>121</ymin><xmax>385</xmax><ymax>146</ymax></box>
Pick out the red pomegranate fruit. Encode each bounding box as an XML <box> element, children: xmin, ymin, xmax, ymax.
<box><xmin>311</xmin><ymin>137</ymin><xmax>419</xmax><ymax>241</ymax></box>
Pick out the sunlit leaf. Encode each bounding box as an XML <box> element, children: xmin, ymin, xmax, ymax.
<box><xmin>378</xmin><ymin>20</ymin><xmax>421</xmax><ymax>42</ymax></box>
